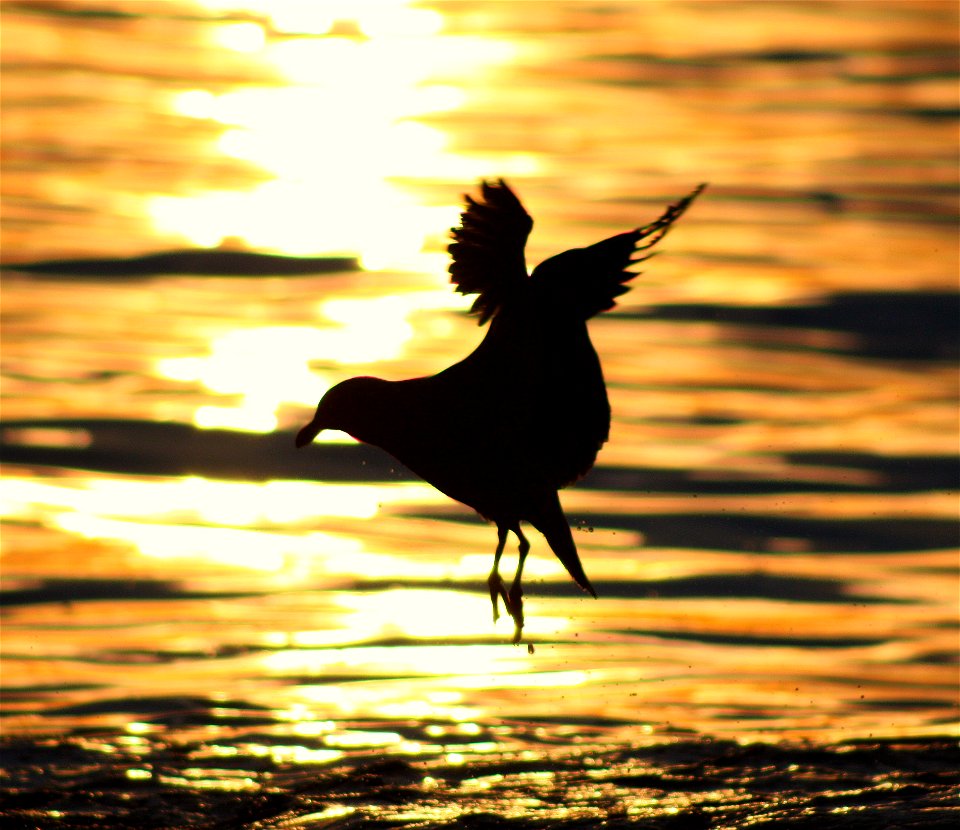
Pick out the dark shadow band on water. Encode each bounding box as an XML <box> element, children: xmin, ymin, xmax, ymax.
<box><xmin>349</xmin><ymin>572</ymin><xmax>911</xmax><ymax>605</ymax></box>
<box><xmin>0</xmin><ymin>570</ymin><xmax>913</xmax><ymax>612</ymax></box>
<box><xmin>3</xmin><ymin>419</ymin><xmax>956</xmax><ymax>494</ymax></box>
<box><xmin>416</xmin><ymin>508</ymin><xmax>958</xmax><ymax>554</ymax></box>
<box><xmin>3</xmin><ymin>418</ymin><xmax>956</xmax><ymax>555</ymax></box>
<box><xmin>624</xmin><ymin>290</ymin><xmax>959</xmax><ymax>361</ymax></box>
<box><xmin>0</xmin><ymin>578</ymin><xmax>263</xmax><ymax>608</ymax></box>
<box><xmin>2</xmin><ymin>249</ymin><xmax>360</xmax><ymax>278</ymax></box>
<box><xmin>567</xmin><ymin>511</ymin><xmax>958</xmax><ymax>554</ymax></box>
<box><xmin>1</xmin><ymin>419</ymin><xmax>399</xmax><ymax>481</ymax></box>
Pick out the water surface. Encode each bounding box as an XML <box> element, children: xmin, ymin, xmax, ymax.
<box><xmin>1</xmin><ymin>1</ymin><xmax>957</xmax><ymax>827</ymax></box>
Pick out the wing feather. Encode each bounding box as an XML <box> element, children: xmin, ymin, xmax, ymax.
<box><xmin>448</xmin><ymin>179</ymin><xmax>533</xmax><ymax>324</ymax></box>
<box><xmin>531</xmin><ymin>184</ymin><xmax>706</xmax><ymax>318</ymax></box>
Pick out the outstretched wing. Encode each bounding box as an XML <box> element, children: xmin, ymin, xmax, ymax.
<box><xmin>448</xmin><ymin>179</ymin><xmax>533</xmax><ymax>325</ymax></box>
<box><xmin>531</xmin><ymin>183</ymin><xmax>706</xmax><ymax>319</ymax></box>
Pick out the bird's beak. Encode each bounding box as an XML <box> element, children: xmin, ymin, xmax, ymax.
<box><xmin>295</xmin><ymin>415</ymin><xmax>324</xmax><ymax>448</ymax></box>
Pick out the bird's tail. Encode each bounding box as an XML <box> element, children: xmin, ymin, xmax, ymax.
<box><xmin>529</xmin><ymin>493</ymin><xmax>598</xmax><ymax>599</ymax></box>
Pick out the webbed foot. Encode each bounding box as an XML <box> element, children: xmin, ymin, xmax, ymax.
<box><xmin>488</xmin><ymin>572</ymin><xmax>510</xmax><ymax>623</ymax></box>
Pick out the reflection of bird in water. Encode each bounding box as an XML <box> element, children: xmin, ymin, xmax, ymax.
<box><xmin>296</xmin><ymin>180</ymin><xmax>704</xmax><ymax>643</ymax></box>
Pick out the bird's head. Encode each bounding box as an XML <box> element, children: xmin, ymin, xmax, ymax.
<box><xmin>294</xmin><ymin>376</ymin><xmax>385</xmax><ymax>448</ymax></box>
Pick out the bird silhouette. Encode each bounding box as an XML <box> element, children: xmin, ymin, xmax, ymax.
<box><xmin>296</xmin><ymin>180</ymin><xmax>704</xmax><ymax>643</ymax></box>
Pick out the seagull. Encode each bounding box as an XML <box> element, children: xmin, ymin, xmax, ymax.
<box><xmin>296</xmin><ymin>180</ymin><xmax>704</xmax><ymax>643</ymax></box>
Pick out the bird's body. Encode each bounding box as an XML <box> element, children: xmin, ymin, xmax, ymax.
<box><xmin>297</xmin><ymin>180</ymin><xmax>704</xmax><ymax>642</ymax></box>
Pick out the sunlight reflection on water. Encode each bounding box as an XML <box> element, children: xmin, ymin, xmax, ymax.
<box><xmin>1</xmin><ymin>1</ymin><xmax>958</xmax><ymax>825</ymax></box>
<box><xmin>149</xmin><ymin>0</ymin><xmax>525</xmax><ymax>268</ymax></box>
<box><xmin>152</xmin><ymin>288</ymin><xmax>465</xmax><ymax>431</ymax></box>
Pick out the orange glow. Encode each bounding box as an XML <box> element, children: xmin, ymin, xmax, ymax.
<box><xmin>155</xmin><ymin>325</ymin><xmax>334</xmax><ymax>433</ymax></box>
<box><xmin>335</xmin><ymin>587</ymin><xmax>573</xmax><ymax>644</ymax></box>
<box><xmin>149</xmin><ymin>0</ymin><xmax>527</xmax><ymax>267</ymax></box>
<box><xmin>0</xmin><ymin>473</ymin><xmax>444</xmax><ymax>575</ymax></box>
<box><xmin>260</xmin><ymin>637</ymin><xmax>555</xmax><ymax>685</ymax></box>
<box><xmin>50</xmin><ymin>512</ymin><xmax>355</xmax><ymax>573</ymax></box>
<box><xmin>0</xmin><ymin>474</ymin><xmax>429</xmax><ymax>526</ymax></box>
<box><xmin>4</xmin><ymin>0</ymin><xmax>958</xmax><ymax>755</ymax></box>
<box><xmin>152</xmin><ymin>286</ymin><xmax>466</xmax><ymax>431</ymax></box>
<box><xmin>194</xmin><ymin>1</ymin><xmax>444</xmax><ymax>39</ymax></box>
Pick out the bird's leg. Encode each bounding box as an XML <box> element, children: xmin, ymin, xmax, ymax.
<box><xmin>488</xmin><ymin>525</ymin><xmax>510</xmax><ymax>623</ymax></box>
<box><xmin>508</xmin><ymin>526</ymin><xmax>530</xmax><ymax>644</ymax></box>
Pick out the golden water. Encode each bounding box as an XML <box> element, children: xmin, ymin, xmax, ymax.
<box><xmin>1</xmin><ymin>2</ymin><xmax>957</xmax><ymax>827</ymax></box>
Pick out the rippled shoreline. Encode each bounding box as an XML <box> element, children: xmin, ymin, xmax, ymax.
<box><xmin>3</xmin><ymin>728</ymin><xmax>957</xmax><ymax>828</ymax></box>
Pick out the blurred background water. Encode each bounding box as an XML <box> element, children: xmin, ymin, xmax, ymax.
<box><xmin>1</xmin><ymin>1</ymin><xmax>958</xmax><ymax>827</ymax></box>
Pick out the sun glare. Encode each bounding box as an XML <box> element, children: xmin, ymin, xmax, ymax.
<box><xmin>0</xmin><ymin>474</ymin><xmax>423</xmax><ymax>529</ymax></box>
<box><xmin>335</xmin><ymin>589</ymin><xmax>572</xmax><ymax>642</ymax></box>
<box><xmin>151</xmin><ymin>1</ymin><xmax>526</xmax><ymax>267</ymax></box>
<box><xmin>153</xmin><ymin>287</ymin><xmax>465</xmax><ymax>432</ymax></box>
<box><xmin>0</xmin><ymin>473</ymin><xmax>447</xmax><ymax>576</ymax></box>
<box><xmin>156</xmin><ymin>326</ymin><xmax>331</xmax><ymax>432</ymax></box>
<box><xmin>211</xmin><ymin>20</ymin><xmax>267</xmax><ymax>53</ymax></box>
